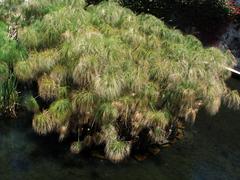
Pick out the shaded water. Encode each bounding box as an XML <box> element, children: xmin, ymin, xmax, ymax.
<box><xmin>219</xmin><ymin>23</ymin><xmax>240</xmax><ymax>67</ymax></box>
<box><xmin>0</xmin><ymin>79</ymin><xmax>240</xmax><ymax>180</ymax></box>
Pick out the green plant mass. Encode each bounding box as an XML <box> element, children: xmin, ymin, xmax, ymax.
<box><xmin>1</xmin><ymin>0</ymin><xmax>239</xmax><ymax>162</ymax></box>
<box><xmin>0</xmin><ymin>20</ymin><xmax>26</xmax><ymax>115</ymax></box>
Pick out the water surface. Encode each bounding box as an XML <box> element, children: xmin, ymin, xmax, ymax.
<box><xmin>0</xmin><ymin>79</ymin><xmax>240</xmax><ymax>180</ymax></box>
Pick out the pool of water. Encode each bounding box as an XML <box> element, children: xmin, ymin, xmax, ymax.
<box><xmin>0</xmin><ymin>79</ymin><xmax>240</xmax><ymax>180</ymax></box>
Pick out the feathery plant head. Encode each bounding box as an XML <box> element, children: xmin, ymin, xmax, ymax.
<box><xmin>120</xmin><ymin>28</ymin><xmax>146</xmax><ymax>48</ymax></box>
<box><xmin>128</xmin><ymin>67</ymin><xmax>149</xmax><ymax>94</ymax></box>
<box><xmin>21</xmin><ymin>0</ymin><xmax>87</xmax><ymax>22</ymax></box>
<box><xmin>149</xmin><ymin>126</ymin><xmax>167</xmax><ymax>144</ymax></box>
<box><xmin>33</xmin><ymin>49</ymin><xmax>60</xmax><ymax>73</ymax></box>
<box><xmin>144</xmin><ymin>111</ymin><xmax>170</xmax><ymax>129</ymax></box>
<box><xmin>139</xmin><ymin>82</ymin><xmax>159</xmax><ymax>108</ymax></box>
<box><xmin>60</xmin><ymin>29</ymin><xmax>104</xmax><ymax>71</ymax></box>
<box><xmin>94</xmin><ymin>72</ymin><xmax>124</xmax><ymax>100</ymax></box>
<box><xmin>18</xmin><ymin>26</ymin><xmax>40</xmax><ymax>49</ymax></box>
<box><xmin>14</xmin><ymin>60</ymin><xmax>35</xmax><ymax>81</ymax></box>
<box><xmin>48</xmin><ymin>99</ymin><xmax>72</xmax><ymax>127</ymax></box>
<box><xmin>88</xmin><ymin>0</ymin><xmax>135</xmax><ymax>28</ymax></box>
<box><xmin>72</xmin><ymin>90</ymin><xmax>96</xmax><ymax>114</ymax></box>
<box><xmin>101</xmin><ymin>124</ymin><xmax>118</xmax><ymax>142</ymax></box>
<box><xmin>205</xmin><ymin>97</ymin><xmax>222</xmax><ymax>116</ymax></box>
<box><xmin>38</xmin><ymin>74</ymin><xmax>60</xmax><ymax>100</ymax></box>
<box><xmin>95</xmin><ymin>102</ymin><xmax>119</xmax><ymax>125</ymax></box>
<box><xmin>105</xmin><ymin>139</ymin><xmax>131</xmax><ymax>163</ymax></box>
<box><xmin>70</xmin><ymin>141</ymin><xmax>83</xmax><ymax>154</ymax></box>
<box><xmin>223</xmin><ymin>90</ymin><xmax>240</xmax><ymax>110</ymax></box>
<box><xmin>203</xmin><ymin>83</ymin><xmax>225</xmax><ymax>115</ymax></box>
<box><xmin>22</xmin><ymin>93</ymin><xmax>40</xmax><ymax>113</ymax></box>
<box><xmin>50</xmin><ymin>65</ymin><xmax>68</xmax><ymax>85</ymax></box>
<box><xmin>14</xmin><ymin>49</ymin><xmax>60</xmax><ymax>81</ymax></box>
<box><xmin>73</xmin><ymin>56</ymin><xmax>100</xmax><ymax>87</ymax></box>
<box><xmin>32</xmin><ymin>110</ymin><xmax>56</xmax><ymax>135</ymax></box>
<box><xmin>138</xmin><ymin>14</ymin><xmax>167</xmax><ymax>36</ymax></box>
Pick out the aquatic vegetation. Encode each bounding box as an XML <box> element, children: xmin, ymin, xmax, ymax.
<box><xmin>0</xmin><ymin>0</ymin><xmax>24</xmax><ymax>23</ymax></box>
<box><xmin>70</xmin><ymin>141</ymin><xmax>83</xmax><ymax>154</ymax></box>
<box><xmin>223</xmin><ymin>90</ymin><xmax>240</xmax><ymax>110</ymax></box>
<box><xmin>48</xmin><ymin>99</ymin><xmax>72</xmax><ymax>128</ymax></box>
<box><xmin>0</xmin><ymin>62</ymin><xmax>9</xmax><ymax>82</ymax></box>
<box><xmin>15</xmin><ymin>49</ymin><xmax>60</xmax><ymax>81</ymax></box>
<box><xmin>6</xmin><ymin>0</ymin><xmax>240</xmax><ymax>162</ymax></box>
<box><xmin>37</xmin><ymin>75</ymin><xmax>61</xmax><ymax>100</ymax></box>
<box><xmin>18</xmin><ymin>27</ymin><xmax>40</xmax><ymax>49</ymax></box>
<box><xmin>0</xmin><ymin>23</ymin><xmax>26</xmax><ymax>67</ymax></box>
<box><xmin>71</xmin><ymin>90</ymin><xmax>96</xmax><ymax>114</ymax></box>
<box><xmin>50</xmin><ymin>65</ymin><xmax>68</xmax><ymax>85</ymax></box>
<box><xmin>105</xmin><ymin>139</ymin><xmax>131</xmax><ymax>163</ymax></box>
<box><xmin>32</xmin><ymin>110</ymin><xmax>55</xmax><ymax>135</ymax></box>
<box><xmin>73</xmin><ymin>56</ymin><xmax>100</xmax><ymax>87</ymax></box>
<box><xmin>0</xmin><ymin>20</ymin><xmax>26</xmax><ymax>115</ymax></box>
<box><xmin>144</xmin><ymin>111</ymin><xmax>170</xmax><ymax>129</ymax></box>
<box><xmin>95</xmin><ymin>102</ymin><xmax>119</xmax><ymax>125</ymax></box>
<box><xmin>22</xmin><ymin>94</ymin><xmax>39</xmax><ymax>113</ymax></box>
<box><xmin>0</xmin><ymin>75</ymin><xmax>19</xmax><ymax>115</ymax></box>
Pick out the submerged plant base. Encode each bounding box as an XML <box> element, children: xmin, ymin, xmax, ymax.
<box><xmin>68</xmin><ymin>120</ymin><xmax>185</xmax><ymax>162</ymax></box>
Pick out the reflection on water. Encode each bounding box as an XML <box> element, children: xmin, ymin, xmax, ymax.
<box><xmin>0</xmin><ymin>79</ymin><xmax>240</xmax><ymax>180</ymax></box>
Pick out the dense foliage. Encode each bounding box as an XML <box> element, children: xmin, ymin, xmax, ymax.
<box><xmin>0</xmin><ymin>0</ymin><xmax>24</xmax><ymax>23</ymax></box>
<box><xmin>13</xmin><ymin>0</ymin><xmax>240</xmax><ymax>162</ymax></box>
<box><xmin>0</xmin><ymin>0</ymin><xmax>240</xmax><ymax>162</ymax></box>
<box><xmin>0</xmin><ymin>21</ymin><xmax>26</xmax><ymax>115</ymax></box>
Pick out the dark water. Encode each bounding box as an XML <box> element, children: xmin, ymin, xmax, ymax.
<box><xmin>0</xmin><ymin>79</ymin><xmax>240</xmax><ymax>180</ymax></box>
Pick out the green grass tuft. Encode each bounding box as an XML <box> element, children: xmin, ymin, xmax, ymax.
<box><xmin>22</xmin><ymin>94</ymin><xmax>40</xmax><ymax>113</ymax></box>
